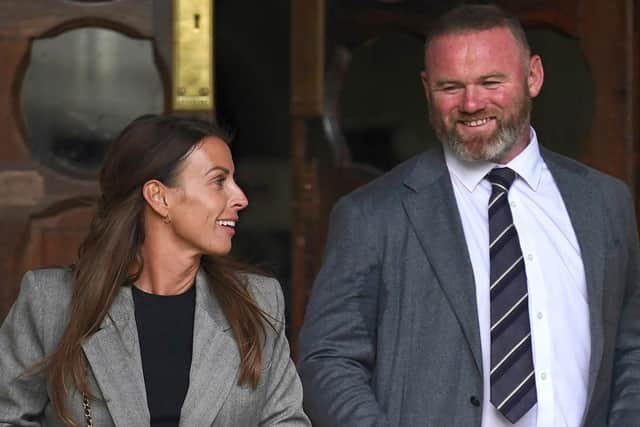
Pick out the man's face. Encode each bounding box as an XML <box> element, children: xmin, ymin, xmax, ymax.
<box><xmin>421</xmin><ymin>27</ymin><xmax>543</xmax><ymax>163</ymax></box>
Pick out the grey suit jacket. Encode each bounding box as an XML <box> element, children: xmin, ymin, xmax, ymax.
<box><xmin>0</xmin><ymin>267</ymin><xmax>310</xmax><ymax>426</ymax></box>
<box><xmin>298</xmin><ymin>146</ymin><xmax>640</xmax><ymax>426</ymax></box>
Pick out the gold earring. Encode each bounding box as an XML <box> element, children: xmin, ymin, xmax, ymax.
<box><xmin>162</xmin><ymin>214</ymin><xmax>172</xmax><ymax>224</ymax></box>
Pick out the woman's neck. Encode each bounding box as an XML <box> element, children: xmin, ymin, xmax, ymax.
<box><xmin>133</xmin><ymin>241</ymin><xmax>201</xmax><ymax>296</ymax></box>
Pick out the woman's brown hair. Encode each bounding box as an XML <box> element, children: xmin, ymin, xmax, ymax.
<box><xmin>43</xmin><ymin>114</ymin><xmax>270</xmax><ymax>426</ymax></box>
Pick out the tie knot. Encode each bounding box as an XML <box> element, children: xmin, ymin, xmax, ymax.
<box><xmin>486</xmin><ymin>167</ymin><xmax>516</xmax><ymax>192</ymax></box>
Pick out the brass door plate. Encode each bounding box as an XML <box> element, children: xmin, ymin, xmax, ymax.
<box><xmin>172</xmin><ymin>0</ymin><xmax>213</xmax><ymax>111</ymax></box>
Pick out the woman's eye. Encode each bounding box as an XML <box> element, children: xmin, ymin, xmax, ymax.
<box><xmin>211</xmin><ymin>176</ymin><xmax>226</xmax><ymax>187</ymax></box>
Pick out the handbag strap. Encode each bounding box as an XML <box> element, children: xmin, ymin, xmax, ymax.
<box><xmin>82</xmin><ymin>393</ymin><xmax>94</xmax><ymax>427</ymax></box>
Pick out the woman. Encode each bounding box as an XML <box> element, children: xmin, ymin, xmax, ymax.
<box><xmin>0</xmin><ymin>114</ymin><xmax>310</xmax><ymax>426</ymax></box>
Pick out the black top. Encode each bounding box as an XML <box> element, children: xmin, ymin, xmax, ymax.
<box><xmin>131</xmin><ymin>284</ymin><xmax>196</xmax><ymax>427</ymax></box>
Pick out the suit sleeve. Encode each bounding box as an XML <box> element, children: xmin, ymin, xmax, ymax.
<box><xmin>0</xmin><ymin>271</ymin><xmax>48</xmax><ymax>426</ymax></box>
<box><xmin>608</xmin><ymin>187</ymin><xmax>640</xmax><ymax>425</ymax></box>
<box><xmin>298</xmin><ymin>196</ymin><xmax>388</xmax><ymax>427</ymax></box>
<box><xmin>259</xmin><ymin>278</ymin><xmax>310</xmax><ymax>426</ymax></box>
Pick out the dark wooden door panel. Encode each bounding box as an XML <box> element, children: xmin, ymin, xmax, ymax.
<box><xmin>20</xmin><ymin>204</ymin><xmax>96</xmax><ymax>271</ymax></box>
<box><xmin>0</xmin><ymin>203</ymin><xmax>95</xmax><ymax>317</ymax></box>
<box><xmin>0</xmin><ymin>0</ymin><xmax>166</xmax><ymax>321</ymax></box>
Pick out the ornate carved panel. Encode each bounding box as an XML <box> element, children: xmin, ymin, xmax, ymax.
<box><xmin>0</xmin><ymin>0</ymin><xmax>169</xmax><ymax>321</ymax></box>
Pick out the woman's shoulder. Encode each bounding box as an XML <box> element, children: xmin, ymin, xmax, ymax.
<box><xmin>19</xmin><ymin>267</ymin><xmax>74</xmax><ymax>299</ymax></box>
<box><xmin>4</xmin><ymin>267</ymin><xmax>74</xmax><ymax>351</ymax></box>
<box><xmin>20</xmin><ymin>267</ymin><xmax>73</xmax><ymax>297</ymax></box>
<box><xmin>24</xmin><ymin>266</ymin><xmax>74</xmax><ymax>281</ymax></box>
<box><xmin>244</xmin><ymin>274</ymin><xmax>283</xmax><ymax>320</ymax></box>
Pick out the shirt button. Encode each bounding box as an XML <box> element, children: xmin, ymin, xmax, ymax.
<box><xmin>526</xmin><ymin>254</ymin><xmax>534</xmax><ymax>261</ymax></box>
<box><xmin>537</xmin><ymin>312</ymin><xmax>543</xmax><ymax>319</ymax></box>
<box><xmin>510</xmin><ymin>201</ymin><xmax>517</xmax><ymax>208</ymax></box>
<box><xmin>470</xmin><ymin>396</ymin><xmax>480</xmax><ymax>407</ymax></box>
<box><xmin>541</xmin><ymin>372</ymin><xmax>547</xmax><ymax>381</ymax></box>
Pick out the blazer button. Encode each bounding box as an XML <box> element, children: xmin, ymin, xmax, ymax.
<box><xmin>470</xmin><ymin>396</ymin><xmax>480</xmax><ymax>407</ymax></box>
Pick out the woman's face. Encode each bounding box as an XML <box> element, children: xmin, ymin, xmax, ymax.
<box><xmin>165</xmin><ymin>136</ymin><xmax>248</xmax><ymax>256</ymax></box>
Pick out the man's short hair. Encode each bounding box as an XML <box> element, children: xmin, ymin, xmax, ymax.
<box><xmin>425</xmin><ymin>4</ymin><xmax>530</xmax><ymax>60</ymax></box>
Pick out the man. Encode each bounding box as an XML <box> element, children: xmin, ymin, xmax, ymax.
<box><xmin>298</xmin><ymin>4</ymin><xmax>639</xmax><ymax>427</ymax></box>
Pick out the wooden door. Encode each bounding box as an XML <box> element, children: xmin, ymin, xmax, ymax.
<box><xmin>0</xmin><ymin>0</ymin><xmax>172</xmax><ymax>320</ymax></box>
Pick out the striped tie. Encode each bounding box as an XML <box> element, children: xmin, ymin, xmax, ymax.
<box><xmin>487</xmin><ymin>168</ymin><xmax>537</xmax><ymax>423</ymax></box>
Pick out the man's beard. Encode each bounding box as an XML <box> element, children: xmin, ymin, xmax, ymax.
<box><xmin>428</xmin><ymin>87</ymin><xmax>532</xmax><ymax>162</ymax></box>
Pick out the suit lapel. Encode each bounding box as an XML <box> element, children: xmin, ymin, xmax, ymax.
<box><xmin>179</xmin><ymin>269</ymin><xmax>239</xmax><ymax>427</ymax></box>
<box><xmin>402</xmin><ymin>149</ymin><xmax>482</xmax><ymax>373</ymax></box>
<box><xmin>81</xmin><ymin>287</ymin><xmax>150</xmax><ymax>427</ymax></box>
<box><xmin>400</xmin><ymin>147</ymin><xmax>606</xmax><ymax>408</ymax></box>
<box><xmin>543</xmin><ymin>150</ymin><xmax>606</xmax><ymax>410</ymax></box>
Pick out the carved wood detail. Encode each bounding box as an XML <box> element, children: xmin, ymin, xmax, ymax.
<box><xmin>0</xmin><ymin>0</ymin><xmax>164</xmax><ymax>320</ymax></box>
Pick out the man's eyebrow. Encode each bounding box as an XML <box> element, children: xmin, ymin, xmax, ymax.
<box><xmin>479</xmin><ymin>73</ymin><xmax>507</xmax><ymax>80</ymax></box>
<box><xmin>434</xmin><ymin>79</ymin><xmax>463</xmax><ymax>87</ymax></box>
<box><xmin>434</xmin><ymin>74</ymin><xmax>507</xmax><ymax>87</ymax></box>
<box><xmin>204</xmin><ymin>166</ymin><xmax>230</xmax><ymax>175</ymax></box>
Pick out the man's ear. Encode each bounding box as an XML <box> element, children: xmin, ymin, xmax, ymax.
<box><xmin>142</xmin><ymin>179</ymin><xmax>169</xmax><ymax>217</ymax></box>
<box><xmin>527</xmin><ymin>54</ymin><xmax>544</xmax><ymax>98</ymax></box>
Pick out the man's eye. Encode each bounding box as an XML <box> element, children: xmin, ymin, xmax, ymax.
<box><xmin>483</xmin><ymin>81</ymin><xmax>500</xmax><ymax>87</ymax></box>
<box><xmin>442</xmin><ymin>86</ymin><xmax>459</xmax><ymax>93</ymax></box>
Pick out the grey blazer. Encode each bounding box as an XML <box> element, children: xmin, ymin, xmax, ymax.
<box><xmin>298</xmin><ymin>146</ymin><xmax>640</xmax><ymax>426</ymax></box>
<box><xmin>0</xmin><ymin>268</ymin><xmax>310</xmax><ymax>426</ymax></box>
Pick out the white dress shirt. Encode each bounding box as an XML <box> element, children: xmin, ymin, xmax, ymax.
<box><xmin>444</xmin><ymin>128</ymin><xmax>590</xmax><ymax>427</ymax></box>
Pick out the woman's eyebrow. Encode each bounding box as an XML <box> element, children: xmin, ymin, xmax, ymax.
<box><xmin>204</xmin><ymin>165</ymin><xmax>230</xmax><ymax>176</ymax></box>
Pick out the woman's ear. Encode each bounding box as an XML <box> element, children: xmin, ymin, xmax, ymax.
<box><xmin>142</xmin><ymin>180</ymin><xmax>169</xmax><ymax>217</ymax></box>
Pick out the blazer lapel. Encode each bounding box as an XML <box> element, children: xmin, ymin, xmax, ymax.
<box><xmin>402</xmin><ymin>149</ymin><xmax>482</xmax><ymax>373</ymax></box>
<box><xmin>543</xmin><ymin>150</ymin><xmax>606</xmax><ymax>410</ymax></box>
<box><xmin>179</xmin><ymin>270</ymin><xmax>240</xmax><ymax>427</ymax></box>
<box><xmin>81</xmin><ymin>287</ymin><xmax>150</xmax><ymax>427</ymax></box>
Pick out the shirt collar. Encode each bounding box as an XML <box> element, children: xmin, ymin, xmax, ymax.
<box><xmin>443</xmin><ymin>127</ymin><xmax>544</xmax><ymax>192</ymax></box>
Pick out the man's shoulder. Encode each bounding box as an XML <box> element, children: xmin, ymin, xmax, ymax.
<box><xmin>542</xmin><ymin>148</ymin><xmax>631</xmax><ymax>195</ymax></box>
<box><xmin>341</xmin><ymin>147</ymin><xmax>444</xmax><ymax>206</ymax></box>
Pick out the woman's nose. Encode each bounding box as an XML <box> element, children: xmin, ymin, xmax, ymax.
<box><xmin>231</xmin><ymin>183</ymin><xmax>249</xmax><ymax>210</ymax></box>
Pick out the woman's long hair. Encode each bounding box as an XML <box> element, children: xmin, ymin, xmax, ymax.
<box><xmin>43</xmin><ymin>115</ymin><xmax>270</xmax><ymax>426</ymax></box>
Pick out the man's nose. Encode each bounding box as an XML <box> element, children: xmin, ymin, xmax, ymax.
<box><xmin>460</xmin><ymin>86</ymin><xmax>486</xmax><ymax>113</ymax></box>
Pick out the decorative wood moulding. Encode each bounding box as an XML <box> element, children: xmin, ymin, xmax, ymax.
<box><xmin>291</xmin><ymin>0</ymin><xmax>325</xmax><ymax>117</ymax></box>
<box><xmin>0</xmin><ymin>0</ymin><xmax>153</xmax><ymax>38</ymax></box>
<box><xmin>0</xmin><ymin>170</ymin><xmax>44</xmax><ymax>207</ymax></box>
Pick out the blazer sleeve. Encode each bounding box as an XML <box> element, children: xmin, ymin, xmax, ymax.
<box><xmin>608</xmin><ymin>186</ymin><xmax>640</xmax><ymax>425</ymax></box>
<box><xmin>297</xmin><ymin>196</ymin><xmax>389</xmax><ymax>427</ymax></box>
<box><xmin>255</xmin><ymin>277</ymin><xmax>310</xmax><ymax>426</ymax></box>
<box><xmin>0</xmin><ymin>271</ymin><xmax>49</xmax><ymax>426</ymax></box>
